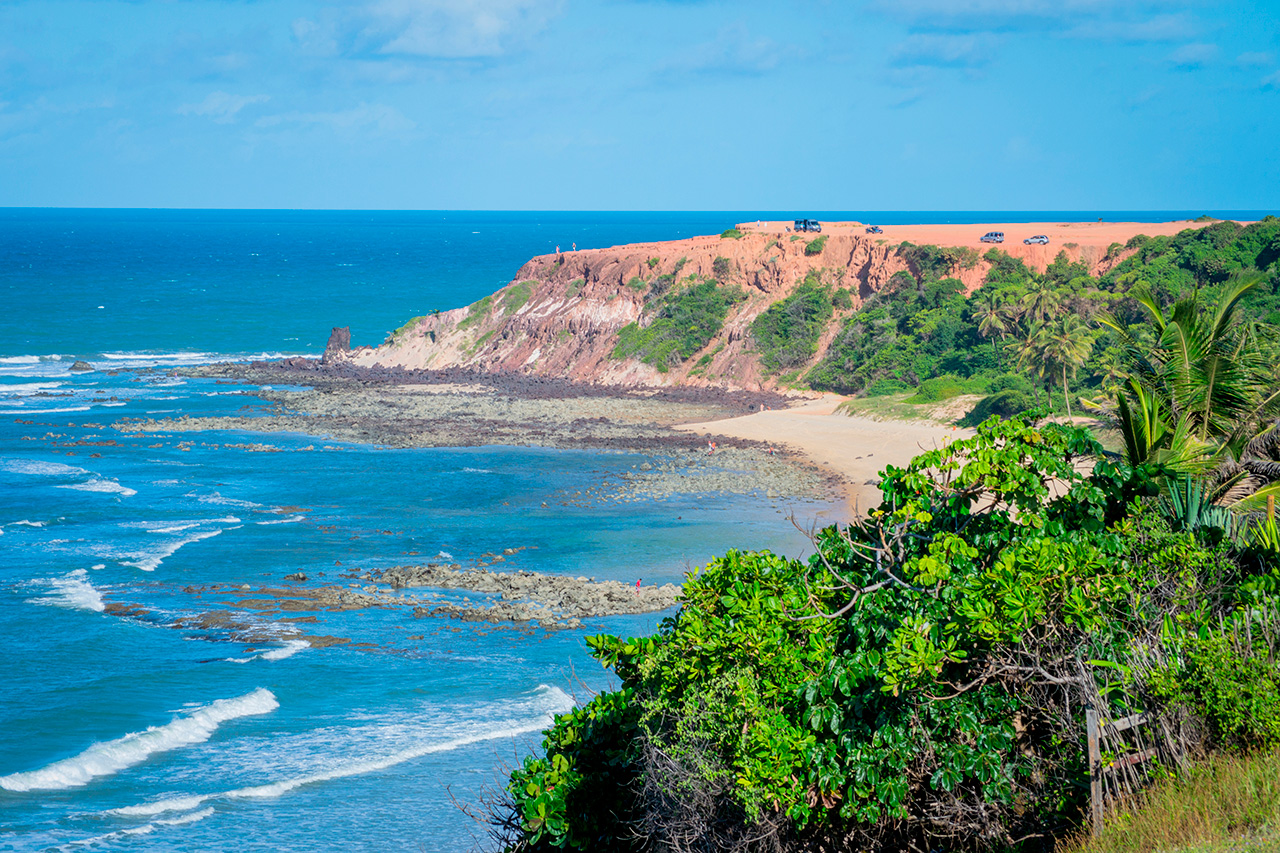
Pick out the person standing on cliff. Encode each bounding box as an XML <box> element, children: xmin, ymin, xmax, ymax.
<box><xmin>572</xmin><ymin>242</ymin><xmax>577</xmax><ymax>252</ymax></box>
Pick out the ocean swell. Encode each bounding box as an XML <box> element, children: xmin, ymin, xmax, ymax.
<box><xmin>0</xmin><ymin>688</ymin><xmax>279</xmax><ymax>792</ymax></box>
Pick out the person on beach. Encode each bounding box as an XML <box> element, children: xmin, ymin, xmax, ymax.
<box><xmin>707</xmin><ymin>440</ymin><xmax>717</xmax><ymax>454</ymax></box>
<box><xmin>635</xmin><ymin>579</ymin><xmax>641</xmax><ymax>595</ymax></box>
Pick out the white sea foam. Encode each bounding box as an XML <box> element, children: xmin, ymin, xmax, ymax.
<box><xmin>10</xmin><ymin>519</ymin><xmax>46</xmax><ymax>527</ymax></box>
<box><xmin>0</xmin><ymin>689</ymin><xmax>279</xmax><ymax>792</ymax></box>
<box><xmin>461</xmin><ymin>467</ymin><xmax>493</xmax><ymax>474</ymax></box>
<box><xmin>132</xmin><ymin>516</ymin><xmax>239</xmax><ymax>534</ymax></box>
<box><xmin>0</xmin><ymin>381</ymin><xmax>65</xmax><ymax>397</ymax></box>
<box><xmin>58</xmin><ymin>477</ymin><xmax>137</xmax><ymax>497</ymax></box>
<box><xmin>36</xmin><ymin>569</ymin><xmax>105</xmax><ymax>612</ymax></box>
<box><xmin>0</xmin><ymin>405</ymin><xmax>92</xmax><ymax>414</ymax></box>
<box><xmin>123</xmin><ymin>527</ymin><xmax>226</xmax><ymax>572</ymax></box>
<box><xmin>156</xmin><ymin>806</ymin><xmax>215</xmax><ymax>826</ymax></box>
<box><xmin>228</xmin><ymin>639</ymin><xmax>310</xmax><ymax>663</ymax></box>
<box><xmin>0</xmin><ymin>459</ymin><xmax>90</xmax><ymax>478</ymax></box>
<box><xmin>254</xmin><ymin>514</ymin><xmax>306</xmax><ymax>525</ymax></box>
<box><xmin>194</xmin><ymin>491</ymin><xmax>261</xmax><ymax>509</ymax></box>
<box><xmin>115</xmin><ymin>686</ymin><xmax>574</xmax><ymax>817</ymax></box>
<box><xmin>0</xmin><ymin>355</ymin><xmax>68</xmax><ymax>378</ymax></box>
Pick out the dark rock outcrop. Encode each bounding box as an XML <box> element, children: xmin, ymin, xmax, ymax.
<box><xmin>321</xmin><ymin>326</ymin><xmax>351</xmax><ymax>365</ymax></box>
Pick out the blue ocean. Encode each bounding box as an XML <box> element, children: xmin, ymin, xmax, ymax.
<box><xmin>0</xmin><ymin>209</ymin><xmax>1266</xmax><ymax>852</ymax></box>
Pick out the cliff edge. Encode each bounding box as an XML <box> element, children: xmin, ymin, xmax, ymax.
<box><xmin>336</xmin><ymin>219</ymin><xmax>1219</xmax><ymax>393</ymax></box>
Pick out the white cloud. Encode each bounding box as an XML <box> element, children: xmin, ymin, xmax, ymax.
<box><xmin>656</xmin><ymin>23</ymin><xmax>783</xmax><ymax>78</ymax></box>
<box><xmin>1167</xmin><ymin>42</ymin><xmax>1217</xmax><ymax>70</ymax></box>
<box><xmin>178</xmin><ymin>91</ymin><xmax>270</xmax><ymax>124</ymax></box>
<box><xmin>891</xmin><ymin>32</ymin><xmax>999</xmax><ymax>68</ymax></box>
<box><xmin>294</xmin><ymin>0</ymin><xmax>564</xmax><ymax>61</ymax></box>
<box><xmin>1237</xmin><ymin>51</ymin><xmax>1274</xmax><ymax>68</ymax></box>
<box><xmin>255</xmin><ymin>103</ymin><xmax>415</xmax><ymax>136</ymax></box>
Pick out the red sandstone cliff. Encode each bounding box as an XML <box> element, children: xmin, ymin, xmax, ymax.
<box><xmin>339</xmin><ymin>220</ymin><xmax>1213</xmax><ymax>392</ymax></box>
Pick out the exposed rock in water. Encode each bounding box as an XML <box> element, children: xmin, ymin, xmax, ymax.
<box><xmin>365</xmin><ymin>563</ymin><xmax>682</xmax><ymax>625</ymax></box>
<box><xmin>70</xmin><ymin>360</ymin><xmax>94</xmax><ymax>372</ymax></box>
<box><xmin>322</xmin><ymin>326</ymin><xmax>351</xmax><ymax>365</ymax></box>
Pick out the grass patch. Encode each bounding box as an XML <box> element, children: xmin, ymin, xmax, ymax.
<box><xmin>720</xmin><ymin>228</ymin><xmax>743</xmax><ymax>239</ymax></box>
<box><xmin>836</xmin><ymin>393</ymin><xmax>961</xmax><ymax>423</ymax></box>
<box><xmin>625</xmin><ymin>276</ymin><xmax>647</xmax><ymax>292</ymax></box>
<box><xmin>385</xmin><ymin>315</ymin><xmax>426</xmax><ymax>345</ymax></box>
<box><xmin>804</xmin><ymin>235</ymin><xmax>828</xmax><ymax>256</ymax></box>
<box><xmin>790</xmin><ymin>235</ymin><xmax>802</xmax><ymax>242</ymax></box>
<box><xmin>457</xmin><ymin>295</ymin><xmax>493</xmax><ymax>331</ymax></box>
<box><xmin>501</xmin><ymin>280</ymin><xmax>536</xmax><ymax>315</ymax></box>
<box><xmin>465</xmin><ymin>329</ymin><xmax>495</xmax><ymax>356</ymax></box>
<box><xmin>750</xmin><ymin>272</ymin><xmax>834</xmax><ymax>372</ymax></box>
<box><xmin>1066</xmin><ymin>750</ymin><xmax>1280</xmax><ymax>853</ymax></box>
<box><xmin>612</xmin><ymin>280</ymin><xmax>745</xmax><ymax>371</ymax></box>
<box><xmin>566</xmin><ymin>277</ymin><xmax>586</xmax><ymax>298</ymax></box>
<box><xmin>764</xmin><ymin>238</ymin><xmax>780</xmax><ymax>251</ymax></box>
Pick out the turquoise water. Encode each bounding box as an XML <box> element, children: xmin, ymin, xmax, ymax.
<box><xmin>1</xmin><ymin>209</ymin><xmax>1266</xmax><ymax>852</ymax></box>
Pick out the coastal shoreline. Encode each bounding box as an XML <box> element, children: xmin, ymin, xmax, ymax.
<box><xmin>122</xmin><ymin>360</ymin><xmax>969</xmax><ymax>523</ymax></box>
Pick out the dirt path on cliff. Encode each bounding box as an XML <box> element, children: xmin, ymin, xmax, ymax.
<box><xmin>676</xmin><ymin>394</ymin><xmax>974</xmax><ymax>517</ymax></box>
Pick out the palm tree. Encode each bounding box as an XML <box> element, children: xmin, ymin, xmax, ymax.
<box><xmin>1018</xmin><ymin>278</ymin><xmax>1060</xmax><ymax>326</ymax></box>
<box><xmin>1033</xmin><ymin>314</ymin><xmax>1094</xmax><ymax>418</ymax></box>
<box><xmin>1099</xmin><ymin>275</ymin><xmax>1280</xmax><ymax>484</ymax></box>
<box><xmin>972</xmin><ymin>290</ymin><xmax>1010</xmax><ymax>355</ymax></box>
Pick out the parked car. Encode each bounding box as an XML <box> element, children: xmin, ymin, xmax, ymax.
<box><xmin>980</xmin><ymin>231</ymin><xmax>1004</xmax><ymax>243</ymax></box>
<box><xmin>866</xmin><ymin>225</ymin><xmax>883</xmax><ymax>234</ymax></box>
<box><xmin>1024</xmin><ymin>235</ymin><xmax>1050</xmax><ymax>245</ymax></box>
<box><xmin>793</xmin><ymin>219</ymin><xmax>823</xmax><ymax>233</ymax></box>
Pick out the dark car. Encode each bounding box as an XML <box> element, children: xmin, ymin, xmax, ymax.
<box><xmin>980</xmin><ymin>231</ymin><xmax>1004</xmax><ymax>243</ymax></box>
<box><xmin>793</xmin><ymin>219</ymin><xmax>823</xmax><ymax>233</ymax></box>
<box><xmin>1024</xmin><ymin>235</ymin><xmax>1050</xmax><ymax>245</ymax></box>
<box><xmin>866</xmin><ymin>225</ymin><xmax>883</xmax><ymax>234</ymax></box>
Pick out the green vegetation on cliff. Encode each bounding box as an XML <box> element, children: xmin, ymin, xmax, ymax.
<box><xmin>750</xmin><ymin>272</ymin><xmax>834</xmax><ymax>372</ymax></box>
<box><xmin>807</xmin><ymin>218</ymin><xmax>1280</xmax><ymax>416</ymax></box>
<box><xmin>612</xmin><ymin>279</ymin><xmax>744</xmax><ymax>372</ymax></box>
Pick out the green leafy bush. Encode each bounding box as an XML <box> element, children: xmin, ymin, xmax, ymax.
<box><xmin>566</xmin><ymin>277</ymin><xmax>586</xmax><ymax>297</ymax></box>
<box><xmin>720</xmin><ymin>228</ymin><xmax>743</xmax><ymax>239</ymax></box>
<box><xmin>804</xmin><ymin>236</ymin><xmax>827</xmax><ymax>256</ymax></box>
<box><xmin>831</xmin><ymin>288</ymin><xmax>853</xmax><ymax>310</ymax></box>
<box><xmin>903</xmin><ymin>372</ymin><xmax>970</xmax><ymax>403</ymax></box>
<box><xmin>498</xmin><ymin>413</ymin><xmax>1280</xmax><ymax>851</ymax></box>
<box><xmin>959</xmin><ymin>389</ymin><xmax>1033</xmax><ymax>426</ymax></box>
<box><xmin>612</xmin><ymin>280</ymin><xmax>744</xmax><ymax>371</ymax></box>
<box><xmin>750</xmin><ymin>273</ymin><xmax>834</xmax><ymax>372</ymax></box>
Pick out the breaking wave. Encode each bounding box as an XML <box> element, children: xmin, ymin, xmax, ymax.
<box><xmin>0</xmin><ymin>688</ymin><xmax>279</xmax><ymax>792</ymax></box>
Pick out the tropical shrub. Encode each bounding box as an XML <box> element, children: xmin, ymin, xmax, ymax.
<box><xmin>613</xmin><ymin>280</ymin><xmax>744</xmax><ymax>371</ymax></box>
<box><xmin>751</xmin><ymin>273</ymin><xmax>834</xmax><ymax>372</ymax></box>
<box><xmin>804</xmin><ymin>236</ymin><xmax>827</xmax><ymax>256</ymax></box>
<box><xmin>721</xmin><ymin>228</ymin><xmax>744</xmax><ymax>239</ymax></box>
<box><xmin>496</xmin><ymin>413</ymin><xmax>1280</xmax><ymax>852</ymax></box>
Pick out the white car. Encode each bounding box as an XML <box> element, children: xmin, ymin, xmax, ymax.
<box><xmin>1024</xmin><ymin>235</ymin><xmax>1050</xmax><ymax>245</ymax></box>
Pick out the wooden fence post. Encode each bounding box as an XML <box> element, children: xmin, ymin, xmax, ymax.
<box><xmin>1086</xmin><ymin>708</ymin><xmax>1103</xmax><ymax>838</ymax></box>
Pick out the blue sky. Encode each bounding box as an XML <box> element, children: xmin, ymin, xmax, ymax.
<box><xmin>1</xmin><ymin>0</ymin><xmax>1278</xmax><ymax>210</ymax></box>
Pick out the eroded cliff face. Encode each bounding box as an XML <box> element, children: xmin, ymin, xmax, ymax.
<box><xmin>340</xmin><ymin>227</ymin><xmax>1132</xmax><ymax>392</ymax></box>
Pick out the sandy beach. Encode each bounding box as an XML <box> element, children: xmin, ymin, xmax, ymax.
<box><xmin>678</xmin><ymin>394</ymin><xmax>973</xmax><ymax>517</ymax></box>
